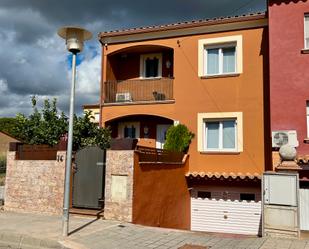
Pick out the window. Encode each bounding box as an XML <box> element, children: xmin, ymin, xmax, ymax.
<box><xmin>118</xmin><ymin>122</ymin><xmax>140</xmax><ymax>139</ymax></box>
<box><xmin>124</xmin><ymin>125</ymin><xmax>136</xmax><ymax>138</ymax></box>
<box><xmin>305</xmin><ymin>14</ymin><xmax>309</xmax><ymax>49</ymax></box>
<box><xmin>206</xmin><ymin>45</ymin><xmax>236</xmax><ymax>75</ymax></box>
<box><xmin>197</xmin><ymin>112</ymin><xmax>243</xmax><ymax>152</ymax></box>
<box><xmin>240</xmin><ymin>193</ymin><xmax>255</xmax><ymax>201</ymax></box>
<box><xmin>197</xmin><ymin>191</ymin><xmax>211</xmax><ymax>199</ymax></box>
<box><xmin>205</xmin><ymin>119</ymin><xmax>237</xmax><ymax>151</ymax></box>
<box><xmin>198</xmin><ymin>35</ymin><xmax>243</xmax><ymax>77</ymax></box>
<box><xmin>140</xmin><ymin>53</ymin><xmax>162</xmax><ymax>78</ymax></box>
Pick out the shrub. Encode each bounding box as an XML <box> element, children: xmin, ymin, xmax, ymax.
<box><xmin>163</xmin><ymin>124</ymin><xmax>194</xmax><ymax>152</ymax></box>
<box><xmin>0</xmin><ymin>155</ymin><xmax>6</xmax><ymax>173</ymax></box>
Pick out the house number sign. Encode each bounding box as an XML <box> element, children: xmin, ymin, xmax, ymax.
<box><xmin>57</xmin><ymin>155</ymin><xmax>64</xmax><ymax>162</ymax></box>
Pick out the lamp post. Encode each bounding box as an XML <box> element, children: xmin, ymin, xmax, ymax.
<box><xmin>57</xmin><ymin>26</ymin><xmax>92</xmax><ymax>237</ymax></box>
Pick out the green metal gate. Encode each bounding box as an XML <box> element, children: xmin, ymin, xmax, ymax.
<box><xmin>72</xmin><ymin>146</ymin><xmax>105</xmax><ymax>209</ymax></box>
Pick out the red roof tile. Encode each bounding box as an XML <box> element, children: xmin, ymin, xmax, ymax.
<box><xmin>185</xmin><ymin>171</ymin><xmax>261</xmax><ymax>180</ymax></box>
<box><xmin>99</xmin><ymin>12</ymin><xmax>266</xmax><ymax>39</ymax></box>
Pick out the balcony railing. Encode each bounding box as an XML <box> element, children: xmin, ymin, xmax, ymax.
<box><xmin>104</xmin><ymin>78</ymin><xmax>174</xmax><ymax>104</ymax></box>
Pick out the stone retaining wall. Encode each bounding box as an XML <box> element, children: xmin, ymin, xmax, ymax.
<box><xmin>104</xmin><ymin>150</ymin><xmax>134</xmax><ymax>222</ymax></box>
<box><xmin>4</xmin><ymin>151</ymin><xmax>66</xmax><ymax>215</ymax></box>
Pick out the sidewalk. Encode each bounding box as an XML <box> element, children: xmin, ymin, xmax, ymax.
<box><xmin>0</xmin><ymin>210</ymin><xmax>308</xmax><ymax>249</ymax></box>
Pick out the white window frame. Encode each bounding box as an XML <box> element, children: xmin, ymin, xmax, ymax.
<box><xmin>304</xmin><ymin>14</ymin><xmax>309</xmax><ymax>49</ymax></box>
<box><xmin>198</xmin><ymin>35</ymin><xmax>243</xmax><ymax>77</ymax></box>
<box><xmin>197</xmin><ymin>112</ymin><xmax>243</xmax><ymax>153</ymax></box>
<box><xmin>203</xmin><ymin>118</ymin><xmax>237</xmax><ymax>152</ymax></box>
<box><xmin>139</xmin><ymin>53</ymin><xmax>162</xmax><ymax>79</ymax></box>
<box><xmin>118</xmin><ymin>122</ymin><xmax>140</xmax><ymax>139</ymax></box>
<box><xmin>204</xmin><ymin>43</ymin><xmax>237</xmax><ymax>76</ymax></box>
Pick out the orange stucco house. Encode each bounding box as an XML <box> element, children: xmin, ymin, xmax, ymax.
<box><xmin>98</xmin><ymin>12</ymin><xmax>270</xmax><ymax>235</ymax></box>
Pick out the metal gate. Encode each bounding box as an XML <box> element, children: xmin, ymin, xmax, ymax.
<box><xmin>72</xmin><ymin>146</ymin><xmax>105</xmax><ymax>209</ymax></box>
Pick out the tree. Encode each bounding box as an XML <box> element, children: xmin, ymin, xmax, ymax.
<box><xmin>14</xmin><ymin>96</ymin><xmax>67</xmax><ymax>146</ymax></box>
<box><xmin>0</xmin><ymin>117</ymin><xmax>19</xmax><ymax>138</ymax></box>
<box><xmin>13</xmin><ymin>96</ymin><xmax>111</xmax><ymax>150</ymax></box>
<box><xmin>163</xmin><ymin>124</ymin><xmax>194</xmax><ymax>152</ymax></box>
<box><xmin>73</xmin><ymin>110</ymin><xmax>111</xmax><ymax>150</ymax></box>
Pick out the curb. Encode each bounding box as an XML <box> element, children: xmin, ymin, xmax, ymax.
<box><xmin>0</xmin><ymin>232</ymin><xmax>68</xmax><ymax>249</ymax></box>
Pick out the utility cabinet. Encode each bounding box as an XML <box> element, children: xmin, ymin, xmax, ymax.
<box><xmin>262</xmin><ymin>172</ymin><xmax>300</xmax><ymax>238</ymax></box>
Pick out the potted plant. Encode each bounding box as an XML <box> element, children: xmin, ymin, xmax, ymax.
<box><xmin>163</xmin><ymin>124</ymin><xmax>194</xmax><ymax>153</ymax></box>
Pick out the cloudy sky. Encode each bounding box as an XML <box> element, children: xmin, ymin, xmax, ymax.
<box><xmin>0</xmin><ymin>0</ymin><xmax>266</xmax><ymax>117</ymax></box>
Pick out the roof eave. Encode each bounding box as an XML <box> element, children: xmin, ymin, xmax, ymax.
<box><xmin>98</xmin><ymin>12</ymin><xmax>267</xmax><ymax>43</ymax></box>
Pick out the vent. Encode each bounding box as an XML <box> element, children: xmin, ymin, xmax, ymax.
<box><xmin>271</xmin><ymin>130</ymin><xmax>299</xmax><ymax>148</ymax></box>
<box><xmin>116</xmin><ymin>92</ymin><xmax>132</xmax><ymax>102</ymax></box>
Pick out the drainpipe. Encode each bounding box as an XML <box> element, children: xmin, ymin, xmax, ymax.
<box><xmin>99</xmin><ymin>43</ymin><xmax>107</xmax><ymax>127</ymax></box>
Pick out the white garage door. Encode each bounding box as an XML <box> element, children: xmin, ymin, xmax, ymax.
<box><xmin>191</xmin><ymin>191</ymin><xmax>262</xmax><ymax>235</ymax></box>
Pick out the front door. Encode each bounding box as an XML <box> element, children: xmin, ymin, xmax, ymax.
<box><xmin>73</xmin><ymin>146</ymin><xmax>105</xmax><ymax>209</ymax></box>
<box><xmin>156</xmin><ymin>124</ymin><xmax>171</xmax><ymax>149</ymax></box>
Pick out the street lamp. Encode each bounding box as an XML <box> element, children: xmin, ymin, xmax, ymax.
<box><xmin>57</xmin><ymin>26</ymin><xmax>92</xmax><ymax>237</ymax></box>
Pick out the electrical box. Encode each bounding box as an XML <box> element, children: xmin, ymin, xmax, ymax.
<box><xmin>264</xmin><ymin>173</ymin><xmax>298</xmax><ymax>206</ymax></box>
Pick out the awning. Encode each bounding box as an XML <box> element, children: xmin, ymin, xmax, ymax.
<box><xmin>185</xmin><ymin>171</ymin><xmax>261</xmax><ymax>180</ymax></box>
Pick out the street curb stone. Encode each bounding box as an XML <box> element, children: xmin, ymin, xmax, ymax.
<box><xmin>0</xmin><ymin>232</ymin><xmax>68</xmax><ymax>249</ymax></box>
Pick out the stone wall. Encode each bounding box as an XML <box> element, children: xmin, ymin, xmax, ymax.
<box><xmin>104</xmin><ymin>150</ymin><xmax>134</xmax><ymax>222</ymax></box>
<box><xmin>4</xmin><ymin>151</ymin><xmax>66</xmax><ymax>215</ymax></box>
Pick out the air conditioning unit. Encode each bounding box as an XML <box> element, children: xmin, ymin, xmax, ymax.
<box><xmin>271</xmin><ymin>130</ymin><xmax>299</xmax><ymax>148</ymax></box>
<box><xmin>116</xmin><ymin>92</ymin><xmax>132</xmax><ymax>102</ymax></box>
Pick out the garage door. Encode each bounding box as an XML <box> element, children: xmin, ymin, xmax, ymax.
<box><xmin>191</xmin><ymin>191</ymin><xmax>261</xmax><ymax>235</ymax></box>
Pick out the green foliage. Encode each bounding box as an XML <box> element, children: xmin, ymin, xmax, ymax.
<box><xmin>13</xmin><ymin>96</ymin><xmax>111</xmax><ymax>150</ymax></box>
<box><xmin>0</xmin><ymin>155</ymin><xmax>6</xmax><ymax>171</ymax></box>
<box><xmin>0</xmin><ymin>174</ymin><xmax>5</xmax><ymax>186</ymax></box>
<box><xmin>163</xmin><ymin>124</ymin><xmax>194</xmax><ymax>152</ymax></box>
<box><xmin>0</xmin><ymin>117</ymin><xmax>19</xmax><ymax>138</ymax></box>
<box><xmin>14</xmin><ymin>96</ymin><xmax>67</xmax><ymax>146</ymax></box>
<box><xmin>0</xmin><ymin>154</ymin><xmax>6</xmax><ymax>185</ymax></box>
<box><xmin>73</xmin><ymin>110</ymin><xmax>111</xmax><ymax>150</ymax></box>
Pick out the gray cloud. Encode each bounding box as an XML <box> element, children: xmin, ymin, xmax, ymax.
<box><xmin>0</xmin><ymin>0</ymin><xmax>266</xmax><ymax>117</ymax></box>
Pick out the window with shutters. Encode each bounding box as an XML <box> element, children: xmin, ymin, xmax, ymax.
<box><xmin>118</xmin><ymin>122</ymin><xmax>140</xmax><ymax>139</ymax></box>
<box><xmin>140</xmin><ymin>53</ymin><xmax>162</xmax><ymax>78</ymax></box>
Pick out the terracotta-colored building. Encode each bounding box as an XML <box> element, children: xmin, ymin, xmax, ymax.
<box><xmin>268</xmin><ymin>0</ymin><xmax>309</xmax><ymax>155</ymax></box>
<box><xmin>268</xmin><ymin>0</ymin><xmax>309</xmax><ymax>232</ymax></box>
<box><xmin>99</xmin><ymin>13</ymin><xmax>269</xmax><ymax>235</ymax></box>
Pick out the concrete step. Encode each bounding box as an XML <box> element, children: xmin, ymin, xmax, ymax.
<box><xmin>69</xmin><ymin>208</ymin><xmax>104</xmax><ymax>218</ymax></box>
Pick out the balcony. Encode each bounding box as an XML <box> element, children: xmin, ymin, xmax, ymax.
<box><xmin>104</xmin><ymin>78</ymin><xmax>174</xmax><ymax>104</ymax></box>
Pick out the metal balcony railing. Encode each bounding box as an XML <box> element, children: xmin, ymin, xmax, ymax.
<box><xmin>104</xmin><ymin>78</ymin><xmax>174</xmax><ymax>104</ymax></box>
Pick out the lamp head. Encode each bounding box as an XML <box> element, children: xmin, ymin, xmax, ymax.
<box><xmin>57</xmin><ymin>26</ymin><xmax>92</xmax><ymax>53</ymax></box>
